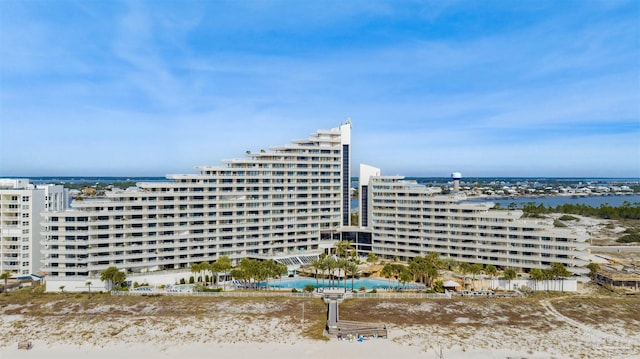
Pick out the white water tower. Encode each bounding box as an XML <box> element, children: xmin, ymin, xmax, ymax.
<box><xmin>451</xmin><ymin>172</ymin><xmax>462</xmax><ymax>192</ymax></box>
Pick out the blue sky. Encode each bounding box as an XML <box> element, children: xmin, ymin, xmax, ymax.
<box><xmin>1</xmin><ymin>1</ymin><xmax>638</xmax><ymax>177</ymax></box>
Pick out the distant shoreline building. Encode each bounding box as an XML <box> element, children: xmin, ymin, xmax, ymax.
<box><xmin>0</xmin><ymin>179</ymin><xmax>67</xmax><ymax>276</ymax></box>
<box><xmin>37</xmin><ymin>122</ymin><xmax>589</xmax><ymax>280</ymax></box>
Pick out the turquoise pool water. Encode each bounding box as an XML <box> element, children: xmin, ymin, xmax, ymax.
<box><xmin>261</xmin><ymin>277</ymin><xmax>423</xmax><ymax>290</ymax></box>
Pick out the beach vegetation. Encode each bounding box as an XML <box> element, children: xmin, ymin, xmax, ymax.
<box><xmin>617</xmin><ymin>229</ymin><xmax>640</xmax><ymax>243</ymax></box>
<box><xmin>503</xmin><ymin>268</ymin><xmax>517</xmax><ymax>290</ymax></box>
<box><xmin>586</xmin><ymin>262</ymin><xmax>600</xmax><ymax>279</ymax></box>
<box><xmin>432</xmin><ymin>280</ymin><xmax>444</xmax><ymax>293</ymax></box>
<box><xmin>100</xmin><ymin>266</ymin><xmax>126</xmax><ymax>291</ymax></box>
<box><xmin>558</xmin><ymin>215</ymin><xmax>579</xmax><ymax>221</ymax></box>
<box><xmin>485</xmin><ymin>264</ymin><xmax>498</xmax><ymax>288</ymax></box>
<box><xmin>514</xmin><ymin>201</ymin><xmax>640</xmax><ymax>220</ymax></box>
<box><xmin>366</xmin><ymin>252</ymin><xmax>378</xmax><ymax>263</ymax></box>
<box><xmin>0</xmin><ymin>271</ymin><xmax>10</xmax><ymax>294</ymax></box>
<box><xmin>553</xmin><ymin>220</ymin><xmax>567</xmax><ymax>227</ymax></box>
<box><xmin>211</xmin><ymin>255</ymin><xmax>232</xmax><ymax>289</ymax></box>
<box><xmin>407</xmin><ymin>252</ymin><xmax>441</xmax><ymax>288</ymax></box>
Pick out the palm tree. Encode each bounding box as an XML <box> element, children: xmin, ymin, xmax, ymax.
<box><xmin>324</xmin><ymin>256</ymin><xmax>337</xmax><ymax>288</ymax></box>
<box><xmin>1</xmin><ymin>271</ymin><xmax>11</xmax><ymax>295</ymax></box>
<box><xmin>390</xmin><ymin>263</ymin><xmax>404</xmax><ymax>290</ymax></box>
<box><xmin>263</xmin><ymin>260</ymin><xmax>286</xmax><ymax>290</ymax></box>
<box><xmin>275</xmin><ymin>262</ymin><xmax>288</xmax><ymax>287</ymax></box>
<box><xmin>190</xmin><ymin>263</ymin><xmax>201</xmax><ymax>282</ymax></box>
<box><xmin>485</xmin><ymin>265</ymin><xmax>498</xmax><ymax>289</ymax></box>
<box><xmin>469</xmin><ymin>263</ymin><xmax>483</xmax><ymax>290</ymax></box>
<box><xmin>542</xmin><ymin>268</ymin><xmax>554</xmax><ymax>290</ymax></box>
<box><xmin>199</xmin><ymin>261</ymin><xmax>211</xmax><ymax>285</ymax></box>
<box><xmin>319</xmin><ymin>256</ymin><xmax>328</xmax><ymax>290</ymax></box>
<box><xmin>503</xmin><ymin>268</ymin><xmax>517</xmax><ymax>291</ymax></box>
<box><xmin>458</xmin><ymin>262</ymin><xmax>471</xmax><ymax>289</ymax></box>
<box><xmin>551</xmin><ymin>262</ymin><xmax>571</xmax><ymax>292</ymax></box>
<box><xmin>346</xmin><ymin>262</ymin><xmax>360</xmax><ymax>291</ymax></box>
<box><xmin>381</xmin><ymin>263</ymin><xmax>394</xmax><ymax>290</ymax></box>
<box><xmin>336</xmin><ymin>258</ymin><xmax>349</xmax><ymax>290</ymax></box>
<box><xmin>230</xmin><ymin>268</ymin><xmax>247</xmax><ymax>289</ymax></box>
<box><xmin>441</xmin><ymin>258</ymin><xmax>458</xmax><ymax>272</ymax></box>
<box><xmin>309</xmin><ymin>258</ymin><xmax>323</xmax><ymax>289</ymax></box>
<box><xmin>212</xmin><ymin>255</ymin><xmax>232</xmax><ymax>290</ymax></box>
<box><xmin>86</xmin><ymin>281</ymin><xmax>93</xmax><ymax>295</ymax></box>
<box><xmin>529</xmin><ymin>268</ymin><xmax>544</xmax><ymax>291</ymax></box>
<box><xmin>399</xmin><ymin>266</ymin><xmax>413</xmax><ymax>290</ymax></box>
<box><xmin>100</xmin><ymin>266</ymin><xmax>126</xmax><ymax>291</ymax></box>
<box><xmin>334</xmin><ymin>240</ymin><xmax>354</xmax><ymax>258</ymax></box>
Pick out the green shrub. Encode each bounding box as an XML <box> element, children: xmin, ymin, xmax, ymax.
<box><xmin>558</xmin><ymin>215</ymin><xmax>579</xmax><ymax>221</ymax></box>
<box><xmin>617</xmin><ymin>233</ymin><xmax>640</xmax><ymax>243</ymax></box>
<box><xmin>433</xmin><ymin>280</ymin><xmax>444</xmax><ymax>293</ymax></box>
<box><xmin>180</xmin><ymin>278</ymin><xmax>186</xmax><ymax>284</ymax></box>
<box><xmin>553</xmin><ymin>220</ymin><xmax>567</xmax><ymax>227</ymax></box>
<box><xmin>291</xmin><ymin>288</ymin><xmax>299</xmax><ymax>293</ymax></box>
<box><xmin>368</xmin><ymin>288</ymin><xmax>377</xmax><ymax>293</ymax></box>
<box><xmin>359</xmin><ymin>286</ymin><xmax>366</xmax><ymax>292</ymax></box>
<box><xmin>303</xmin><ymin>284</ymin><xmax>314</xmax><ymax>293</ymax></box>
<box><xmin>189</xmin><ymin>276</ymin><xmax>195</xmax><ymax>284</ymax></box>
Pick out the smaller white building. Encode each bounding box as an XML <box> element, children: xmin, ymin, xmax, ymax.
<box><xmin>0</xmin><ymin>179</ymin><xmax>67</xmax><ymax>276</ymax></box>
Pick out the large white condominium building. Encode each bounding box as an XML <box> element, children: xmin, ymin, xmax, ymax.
<box><xmin>1</xmin><ymin>179</ymin><xmax>67</xmax><ymax>276</ymax></box>
<box><xmin>357</xmin><ymin>165</ymin><xmax>590</xmax><ymax>275</ymax></box>
<box><xmin>41</xmin><ymin>123</ymin><xmax>352</xmax><ymax>277</ymax></box>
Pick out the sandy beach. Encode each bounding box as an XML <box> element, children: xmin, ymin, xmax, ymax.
<box><xmin>2</xmin><ymin>340</ymin><xmax>566</xmax><ymax>359</ymax></box>
<box><xmin>2</xmin><ymin>290</ymin><xmax>639</xmax><ymax>359</ymax></box>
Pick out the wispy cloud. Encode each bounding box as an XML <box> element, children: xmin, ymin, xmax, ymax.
<box><xmin>0</xmin><ymin>0</ymin><xmax>638</xmax><ymax>177</ymax></box>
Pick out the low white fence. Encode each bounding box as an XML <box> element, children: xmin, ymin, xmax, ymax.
<box><xmin>346</xmin><ymin>292</ymin><xmax>451</xmax><ymax>299</ymax></box>
<box><xmin>111</xmin><ymin>290</ymin><xmax>316</xmax><ymax>298</ymax></box>
<box><xmin>489</xmin><ymin>279</ymin><xmax>578</xmax><ymax>292</ymax></box>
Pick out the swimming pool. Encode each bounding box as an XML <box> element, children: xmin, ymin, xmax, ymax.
<box><xmin>261</xmin><ymin>277</ymin><xmax>423</xmax><ymax>290</ymax></box>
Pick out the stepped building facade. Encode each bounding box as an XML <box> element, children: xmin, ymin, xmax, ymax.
<box><xmin>41</xmin><ymin>123</ymin><xmax>351</xmax><ymax>277</ymax></box>
<box><xmin>40</xmin><ymin>122</ymin><xmax>589</xmax><ymax>279</ymax></box>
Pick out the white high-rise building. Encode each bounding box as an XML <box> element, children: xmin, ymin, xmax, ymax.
<box><xmin>39</xmin><ymin>122</ymin><xmax>591</xmax><ymax>281</ymax></box>
<box><xmin>357</xmin><ymin>166</ymin><xmax>589</xmax><ymax>275</ymax></box>
<box><xmin>0</xmin><ymin>179</ymin><xmax>67</xmax><ymax>276</ymax></box>
<box><xmin>41</xmin><ymin>123</ymin><xmax>352</xmax><ymax>277</ymax></box>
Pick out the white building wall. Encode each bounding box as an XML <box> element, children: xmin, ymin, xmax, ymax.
<box><xmin>361</xmin><ymin>175</ymin><xmax>590</xmax><ymax>276</ymax></box>
<box><xmin>0</xmin><ymin>179</ymin><xmax>51</xmax><ymax>276</ymax></box>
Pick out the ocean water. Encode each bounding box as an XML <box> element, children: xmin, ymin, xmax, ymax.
<box><xmin>465</xmin><ymin>195</ymin><xmax>640</xmax><ymax>208</ymax></box>
<box><xmin>13</xmin><ymin>176</ymin><xmax>639</xmax><ymax>208</ymax></box>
